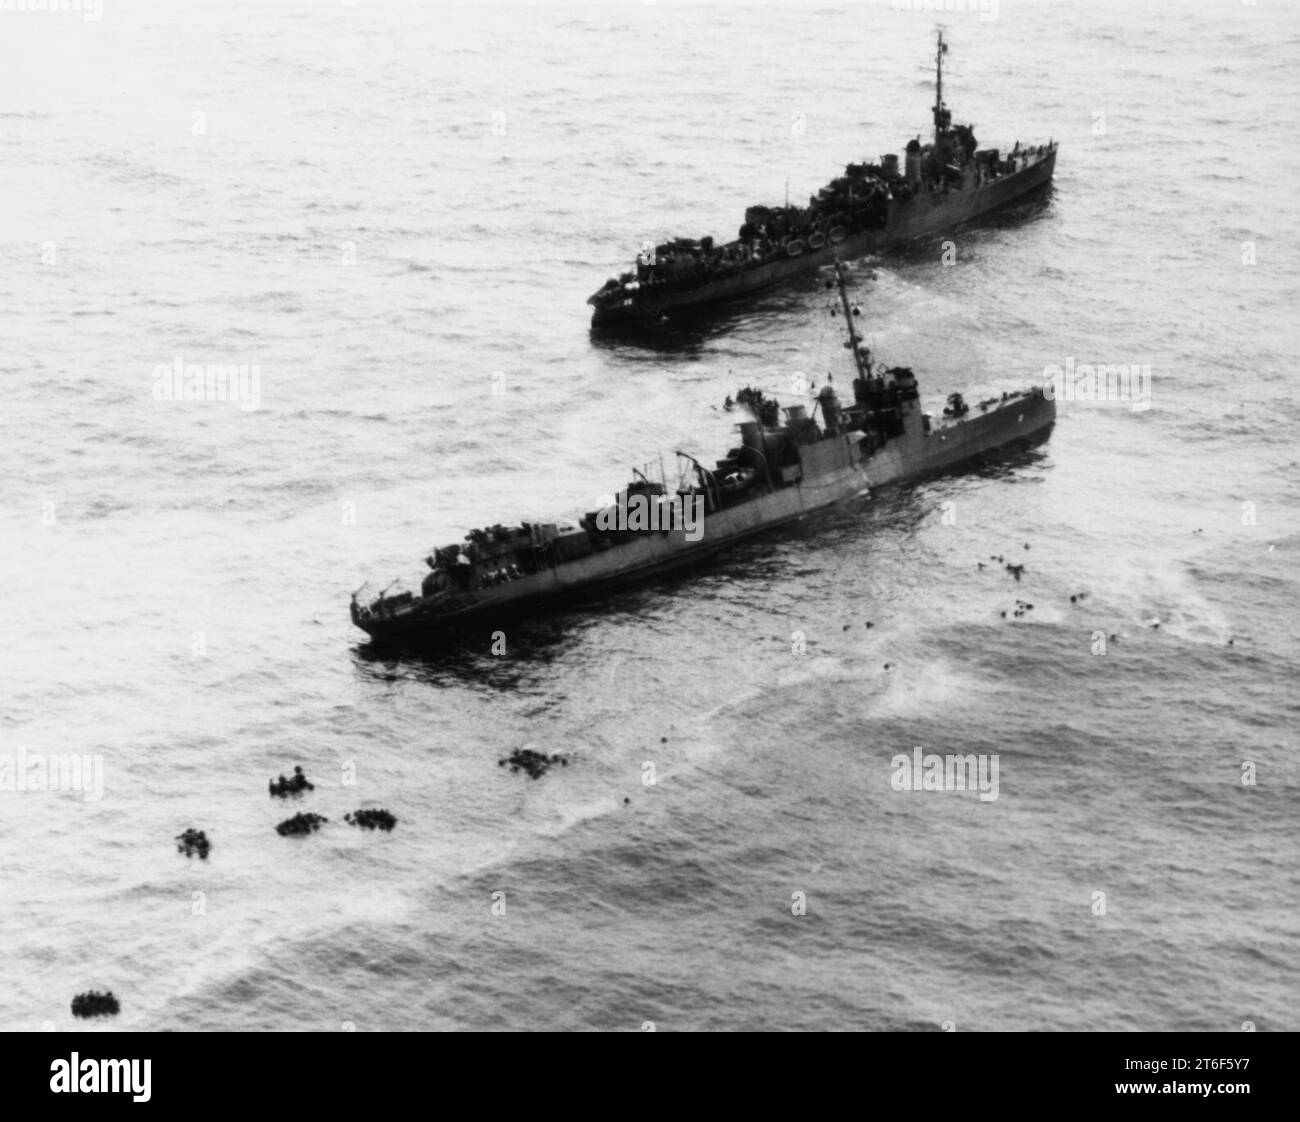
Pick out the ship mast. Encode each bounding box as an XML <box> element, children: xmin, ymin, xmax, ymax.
<box><xmin>934</xmin><ymin>28</ymin><xmax>946</xmax><ymax>148</ymax></box>
<box><xmin>833</xmin><ymin>257</ymin><xmax>868</xmax><ymax>381</ymax></box>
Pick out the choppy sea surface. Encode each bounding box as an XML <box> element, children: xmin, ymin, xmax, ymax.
<box><xmin>1</xmin><ymin>0</ymin><xmax>1297</xmax><ymax>1031</ymax></box>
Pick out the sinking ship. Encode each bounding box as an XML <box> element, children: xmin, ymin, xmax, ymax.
<box><xmin>588</xmin><ymin>30</ymin><xmax>1056</xmax><ymax>327</ymax></box>
<box><xmin>350</xmin><ymin>262</ymin><xmax>1056</xmax><ymax>644</ymax></box>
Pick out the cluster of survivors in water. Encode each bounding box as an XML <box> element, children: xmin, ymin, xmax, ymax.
<box><xmin>276</xmin><ymin>811</ymin><xmax>328</xmax><ymax>837</ymax></box>
<box><xmin>345</xmin><ymin>809</ymin><xmax>397</xmax><ymax>831</ymax></box>
<box><xmin>499</xmin><ymin>747</ymin><xmax>569</xmax><ymax>779</ymax></box>
<box><xmin>175</xmin><ymin>827</ymin><xmax>211</xmax><ymax>860</ymax></box>
<box><xmin>71</xmin><ymin>990</ymin><xmax>121</xmax><ymax>1018</ymax></box>
<box><xmin>590</xmin><ymin>123</ymin><xmax>1052</xmax><ymax>307</ymax></box>
<box><xmin>269</xmin><ymin>765</ymin><xmax>314</xmax><ymax>798</ymax></box>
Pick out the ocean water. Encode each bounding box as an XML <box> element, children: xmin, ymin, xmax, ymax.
<box><xmin>1</xmin><ymin>0</ymin><xmax>1297</xmax><ymax>1031</ymax></box>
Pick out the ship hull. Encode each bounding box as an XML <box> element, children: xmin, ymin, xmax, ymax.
<box><xmin>355</xmin><ymin>454</ymin><xmax>873</xmax><ymax>642</ymax></box>
<box><xmin>590</xmin><ymin>149</ymin><xmax>1056</xmax><ymax>327</ymax></box>
<box><xmin>353</xmin><ymin>394</ymin><xmax>1055</xmax><ymax>645</ymax></box>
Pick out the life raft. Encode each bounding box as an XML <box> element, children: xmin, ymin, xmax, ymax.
<box><xmin>807</xmin><ymin>231</ymin><xmax>826</xmax><ymax>250</ymax></box>
<box><xmin>786</xmin><ymin>240</ymin><xmax>805</xmax><ymax>257</ymax></box>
